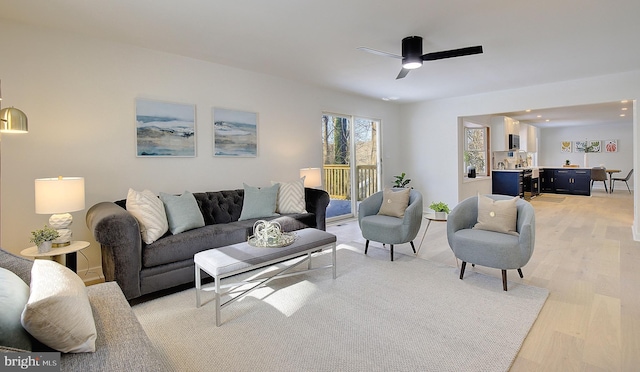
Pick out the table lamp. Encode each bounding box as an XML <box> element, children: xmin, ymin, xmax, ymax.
<box><xmin>299</xmin><ymin>168</ymin><xmax>322</xmax><ymax>188</ymax></box>
<box><xmin>35</xmin><ymin>176</ymin><xmax>85</xmax><ymax>247</ymax></box>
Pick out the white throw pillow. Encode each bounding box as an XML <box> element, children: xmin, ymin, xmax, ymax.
<box><xmin>126</xmin><ymin>188</ymin><xmax>169</xmax><ymax>244</ymax></box>
<box><xmin>473</xmin><ymin>195</ymin><xmax>519</xmax><ymax>236</ymax></box>
<box><xmin>21</xmin><ymin>260</ymin><xmax>97</xmax><ymax>353</ymax></box>
<box><xmin>271</xmin><ymin>177</ymin><xmax>307</xmax><ymax>214</ymax></box>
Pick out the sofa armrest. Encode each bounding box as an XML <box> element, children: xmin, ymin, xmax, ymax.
<box><xmin>60</xmin><ymin>282</ymin><xmax>169</xmax><ymax>371</ymax></box>
<box><xmin>86</xmin><ymin>202</ymin><xmax>143</xmax><ymax>300</ymax></box>
<box><xmin>304</xmin><ymin>188</ymin><xmax>330</xmax><ymax>231</ymax></box>
<box><xmin>358</xmin><ymin>191</ymin><xmax>382</xmax><ymax>226</ymax></box>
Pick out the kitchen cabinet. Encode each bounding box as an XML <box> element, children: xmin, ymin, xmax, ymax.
<box><xmin>551</xmin><ymin>169</ymin><xmax>591</xmax><ymax>196</ymax></box>
<box><xmin>519</xmin><ymin>123</ymin><xmax>538</xmax><ymax>152</ymax></box>
<box><xmin>540</xmin><ymin>169</ymin><xmax>555</xmax><ymax>192</ymax></box>
<box><xmin>490</xmin><ymin>116</ymin><xmax>520</xmax><ymax>151</ymax></box>
<box><xmin>492</xmin><ymin>170</ymin><xmax>523</xmax><ymax>198</ymax></box>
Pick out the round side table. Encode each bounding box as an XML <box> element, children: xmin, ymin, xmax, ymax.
<box><xmin>417</xmin><ymin>213</ymin><xmax>458</xmax><ymax>268</ymax></box>
<box><xmin>21</xmin><ymin>241</ymin><xmax>90</xmax><ymax>273</ymax></box>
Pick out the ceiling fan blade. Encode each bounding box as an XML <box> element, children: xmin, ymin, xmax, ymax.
<box><xmin>396</xmin><ymin>68</ymin><xmax>410</xmax><ymax>79</ymax></box>
<box><xmin>422</xmin><ymin>45</ymin><xmax>483</xmax><ymax>61</ymax></box>
<box><xmin>357</xmin><ymin>46</ymin><xmax>402</xmax><ymax>59</ymax></box>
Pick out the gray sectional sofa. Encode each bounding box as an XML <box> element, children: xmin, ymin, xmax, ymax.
<box><xmin>0</xmin><ymin>248</ymin><xmax>169</xmax><ymax>371</ymax></box>
<box><xmin>86</xmin><ymin>188</ymin><xmax>330</xmax><ymax>300</ymax></box>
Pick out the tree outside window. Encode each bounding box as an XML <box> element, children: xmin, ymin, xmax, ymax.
<box><xmin>464</xmin><ymin>127</ymin><xmax>487</xmax><ymax>175</ymax></box>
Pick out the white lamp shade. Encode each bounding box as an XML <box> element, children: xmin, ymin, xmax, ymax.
<box><xmin>300</xmin><ymin>168</ymin><xmax>322</xmax><ymax>188</ymax></box>
<box><xmin>35</xmin><ymin>177</ymin><xmax>85</xmax><ymax>214</ymax></box>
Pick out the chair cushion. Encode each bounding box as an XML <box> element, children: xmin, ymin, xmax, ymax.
<box><xmin>473</xmin><ymin>194</ymin><xmax>519</xmax><ymax>236</ymax></box>
<box><xmin>378</xmin><ymin>188</ymin><xmax>410</xmax><ymax>218</ymax></box>
<box><xmin>360</xmin><ymin>215</ymin><xmax>406</xmax><ymax>244</ymax></box>
<box><xmin>452</xmin><ymin>229</ymin><xmax>522</xmax><ymax>269</ymax></box>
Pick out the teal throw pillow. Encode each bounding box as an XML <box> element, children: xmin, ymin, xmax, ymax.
<box><xmin>239</xmin><ymin>183</ymin><xmax>281</xmax><ymax>221</ymax></box>
<box><xmin>160</xmin><ymin>191</ymin><xmax>205</xmax><ymax>234</ymax></box>
<box><xmin>0</xmin><ymin>267</ymin><xmax>33</xmax><ymax>351</ymax></box>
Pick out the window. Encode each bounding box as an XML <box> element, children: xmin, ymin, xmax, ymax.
<box><xmin>464</xmin><ymin>126</ymin><xmax>488</xmax><ymax>176</ymax></box>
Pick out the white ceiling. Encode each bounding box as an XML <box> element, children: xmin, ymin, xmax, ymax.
<box><xmin>1</xmin><ymin>0</ymin><xmax>639</xmax><ymax>126</ymax></box>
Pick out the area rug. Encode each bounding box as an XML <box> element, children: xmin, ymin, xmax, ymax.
<box><xmin>133</xmin><ymin>244</ymin><xmax>548</xmax><ymax>372</ymax></box>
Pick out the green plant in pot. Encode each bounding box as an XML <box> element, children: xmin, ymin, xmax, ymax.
<box><xmin>393</xmin><ymin>172</ymin><xmax>411</xmax><ymax>188</ymax></box>
<box><xmin>429</xmin><ymin>201</ymin><xmax>450</xmax><ymax>219</ymax></box>
<box><xmin>30</xmin><ymin>225</ymin><xmax>60</xmax><ymax>253</ymax></box>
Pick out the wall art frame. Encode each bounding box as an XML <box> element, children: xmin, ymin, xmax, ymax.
<box><xmin>561</xmin><ymin>141</ymin><xmax>572</xmax><ymax>153</ymax></box>
<box><xmin>135</xmin><ymin>98</ymin><xmax>196</xmax><ymax>157</ymax></box>
<box><xmin>604</xmin><ymin>139</ymin><xmax>618</xmax><ymax>152</ymax></box>
<box><xmin>213</xmin><ymin>107</ymin><xmax>258</xmax><ymax>157</ymax></box>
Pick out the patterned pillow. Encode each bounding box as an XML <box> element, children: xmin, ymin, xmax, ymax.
<box><xmin>21</xmin><ymin>260</ymin><xmax>97</xmax><ymax>353</ymax></box>
<box><xmin>126</xmin><ymin>188</ymin><xmax>169</xmax><ymax>244</ymax></box>
<box><xmin>271</xmin><ymin>177</ymin><xmax>307</xmax><ymax>214</ymax></box>
<box><xmin>473</xmin><ymin>195</ymin><xmax>519</xmax><ymax>235</ymax></box>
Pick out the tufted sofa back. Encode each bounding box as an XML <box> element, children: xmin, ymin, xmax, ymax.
<box><xmin>115</xmin><ymin>189</ymin><xmax>246</xmax><ymax>226</ymax></box>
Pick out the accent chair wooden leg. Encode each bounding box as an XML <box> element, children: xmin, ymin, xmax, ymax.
<box><xmin>364</xmin><ymin>240</ymin><xmax>369</xmax><ymax>255</ymax></box>
<box><xmin>410</xmin><ymin>241</ymin><xmax>416</xmax><ymax>254</ymax></box>
<box><xmin>502</xmin><ymin>270</ymin><xmax>508</xmax><ymax>291</ymax></box>
<box><xmin>459</xmin><ymin>261</ymin><xmax>467</xmax><ymax>280</ymax></box>
<box><xmin>517</xmin><ymin>268</ymin><xmax>524</xmax><ymax>278</ymax></box>
<box><xmin>390</xmin><ymin>244</ymin><xmax>394</xmax><ymax>261</ymax></box>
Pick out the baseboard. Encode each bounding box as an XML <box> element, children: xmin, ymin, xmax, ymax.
<box><xmin>78</xmin><ymin>264</ymin><xmax>105</xmax><ymax>285</ymax></box>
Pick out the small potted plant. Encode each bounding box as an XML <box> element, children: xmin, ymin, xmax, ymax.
<box><xmin>30</xmin><ymin>225</ymin><xmax>60</xmax><ymax>253</ymax></box>
<box><xmin>429</xmin><ymin>201</ymin><xmax>450</xmax><ymax>219</ymax></box>
<box><xmin>393</xmin><ymin>173</ymin><xmax>411</xmax><ymax>188</ymax></box>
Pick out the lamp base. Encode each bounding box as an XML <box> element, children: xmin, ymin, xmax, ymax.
<box><xmin>49</xmin><ymin>213</ymin><xmax>73</xmax><ymax>247</ymax></box>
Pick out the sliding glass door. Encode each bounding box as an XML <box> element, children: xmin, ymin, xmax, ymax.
<box><xmin>322</xmin><ymin>113</ymin><xmax>380</xmax><ymax>219</ymax></box>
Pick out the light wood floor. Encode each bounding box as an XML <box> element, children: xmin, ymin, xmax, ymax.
<box><xmin>327</xmin><ymin>189</ymin><xmax>639</xmax><ymax>371</ymax></box>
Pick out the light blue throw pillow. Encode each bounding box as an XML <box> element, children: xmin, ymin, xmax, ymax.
<box><xmin>239</xmin><ymin>183</ymin><xmax>281</xmax><ymax>221</ymax></box>
<box><xmin>0</xmin><ymin>267</ymin><xmax>32</xmax><ymax>351</ymax></box>
<box><xmin>160</xmin><ymin>191</ymin><xmax>205</xmax><ymax>234</ymax></box>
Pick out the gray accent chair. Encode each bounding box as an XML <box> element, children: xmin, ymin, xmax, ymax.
<box><xmin>446</xmin><ymin>195</ymin><xmax>535</xmax><ymax>291</ymax></box>
<box><xmin>358</xmin><ymin>189</ymin><xmax>423</xmax><ymax>261</ymax></box>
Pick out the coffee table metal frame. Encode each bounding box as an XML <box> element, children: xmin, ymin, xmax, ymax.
<box><xmin>195</xmin><ymin>237</ymin><xmax>336</xmax><ymax>326</ymax></box>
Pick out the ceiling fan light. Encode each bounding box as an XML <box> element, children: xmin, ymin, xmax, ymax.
<box><xmin>402</xmin><ymin>61</ymin><xmax>422</xmax><ymax>69</ymax></box>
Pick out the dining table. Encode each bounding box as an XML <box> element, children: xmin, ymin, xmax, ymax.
<box><xmin>605</xmin><ymin>168</ymin><xmax>621</xmax><ymax>193</ymax></box>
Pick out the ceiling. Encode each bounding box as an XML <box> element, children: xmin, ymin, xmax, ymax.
<box><xmin>1</xmin><ymin>0</ymin><xmax>639</xmax><ymax>126</ymax></box>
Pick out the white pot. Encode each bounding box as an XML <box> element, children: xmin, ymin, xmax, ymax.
<box><xmin>37</xmin><ymin>241</ymin><xmax>52</xmax><ymax>253</ymax></box>
<box><xmin>584</xmin><ymin>153</ymin><xmax>589</xmax><ymax>168</ymax></box>
<box><xmin>435</xmin><ymin>211</ymin><xmax>447</xmax><ymax>220</ymax></box>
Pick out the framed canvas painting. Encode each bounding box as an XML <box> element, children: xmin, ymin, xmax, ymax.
<box><xmin>135</xmin><ymin>98</ymin><xmax>196</xmax><ymax>157</ymax></box>
<box><xmin>213</xmin><ymin>108</ymin><xmax>257</xmax><ymax>157</ymax></box>
<box><xmin>604</xmin><ymin>139</ymin><xmax>618</xmax><ymax>152</ymax></box>
<box><xmin>561</xmin><ymin>141</ymin><xmax>572</xmax><ymax>153</ymax></box>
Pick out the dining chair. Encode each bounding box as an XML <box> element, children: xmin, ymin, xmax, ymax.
<box><xmin>612</xmin><ymin>169</ymin><xmax>633</xmax><ymax>193</ymax></box>
<box><xmin>590</xmin><ymin>167</ymin><xmax>608</xmax><ymax>193</ymax></box>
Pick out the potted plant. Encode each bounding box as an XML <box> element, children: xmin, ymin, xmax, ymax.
<box><xmin>393</xmin><ymin>172</ymin><xmax>411</xmax><ymax>188</ymax></box>
<box><xmin>429</xmin><ymin>201</ymin><xmax>450</xmax><ymax>219</ymax></box>
<box><xmin>30</xmin><ymin>225</ymin><xmax>60</xmax><ymax>253</ymax></box>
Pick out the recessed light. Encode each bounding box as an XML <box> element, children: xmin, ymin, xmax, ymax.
<box><xmin>525</xmin><ymin>109</ymin><xmax>531</xmax><ymax>113</ymax></box>
<box><xmin>545</xmin><ymin>119</ymin><xmax>550</xmax><ymax>122</ymax></box>
<box><xmin>621</xmin><ymin>100</ymin><xmax>629</xmax><ymax>103</ymax></box>
<box><xmin>620</xmin><ymin>114</ymin><xmax>626</xmax><ymax>117</ymax></box>
<box><xmin>536</xmin><ymin>115</ymin><xmax>542</xmax><ymax>118</ymax></box>
<box><xmin>622</xmin><ymin>107</ymin><xmax>628</xmax><ymax>111</ymax></box>
<box><xmin>382</xmin><ymin>96</ymin><xmax>399</xmax><ymax>101</ymax></box>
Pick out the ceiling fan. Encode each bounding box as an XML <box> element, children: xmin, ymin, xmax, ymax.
<box><xmin>358</xmin><ymin>36</ymin><xmax>483</xmax><ymax>79</ymax></box>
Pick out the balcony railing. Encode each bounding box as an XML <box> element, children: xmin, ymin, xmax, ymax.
<box><xmin>323</xmin><ymin>164</ymin><xmax>377</xmax><ymax>201</ymax></box>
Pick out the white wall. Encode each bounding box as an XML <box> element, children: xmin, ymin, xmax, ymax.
<box><xmin>401</xmin><ymin>71</ymin><xmax>640</xmax><ymax>238</ymax></box>
<box><xmin>0</xmin><ymin>20</ymin><xmax>401</xmax><ymax>279</ymax></box>
<box><xmin>538</xmin><ymin>123</ymin><xmax>633</xmax><ymax>191</ymax></box>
